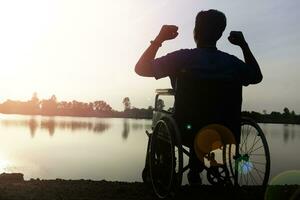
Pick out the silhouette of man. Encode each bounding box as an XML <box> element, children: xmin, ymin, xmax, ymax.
<box><xmin>135</xmin><ymin>9</ymin><xmax>262</xmax><ymax>184</ymax></box>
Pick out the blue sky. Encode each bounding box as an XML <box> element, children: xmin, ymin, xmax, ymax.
<box><xmin>0</xmin><ymin>0</ymin><xmax>299</xmax><ymax>112</ymax></box>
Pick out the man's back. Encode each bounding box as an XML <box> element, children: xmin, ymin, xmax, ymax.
<box><xmin>174</xmin><ymin>72</ymin><xmax>242</xmax><ymax>141</ymax></box>
<box><xmin>163</xmin><ymin>48</ymin><xmax>249</xmax><ymax>139</ymax></box>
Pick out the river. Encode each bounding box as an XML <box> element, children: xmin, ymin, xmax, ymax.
<box><xmin>0</xmin><ymin>114</ymin><xmax>298</xmax><ymax>184</ymax></box>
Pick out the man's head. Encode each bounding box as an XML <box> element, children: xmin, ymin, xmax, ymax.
<box><xmin>194</xmin><ymin>9</ymin><xmax>226</xmax><ymax>46</ymax></box>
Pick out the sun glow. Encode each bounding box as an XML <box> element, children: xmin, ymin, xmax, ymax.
<box><xmin>0</xmin><ymin>158</ymin><xmax>11</xmax><ymax>173</ymax></box>
<box><xmin>0</xmin><ymin>0</ymin><xmax>138</xmax><ymax>106</ymax></box>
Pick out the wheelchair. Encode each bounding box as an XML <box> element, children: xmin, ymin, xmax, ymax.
<box><xmin>142</xmin><ymin>88</ymin><xmax>271</xmax><ymax>199</ymax></box>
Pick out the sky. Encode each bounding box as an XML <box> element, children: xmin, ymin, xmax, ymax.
<box><xmin>0</xmin><ymin>0</ymin><xmax>299</xmax><ymax>112</ymax></box>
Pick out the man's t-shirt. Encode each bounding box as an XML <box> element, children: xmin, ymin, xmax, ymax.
<box><xmin>152</xmin><ymin>48</ymin><xmax>256</xmax><ymax>85</ymax></box>
<box><xmin>151</xmin><ymin>47</ymin><xmax>257</xmax><ymax>141</ymax></box>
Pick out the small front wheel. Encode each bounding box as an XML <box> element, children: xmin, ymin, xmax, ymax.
<box><xmin>207</xmin><ymin>165</ymin><xmax>232</xmax><ymax>186</ymax></box>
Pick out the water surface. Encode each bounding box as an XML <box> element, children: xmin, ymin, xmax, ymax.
<box><xmin>0</xmin><ymin>114</ymin><xmax>299</xmax><ymax>184</ymax></box>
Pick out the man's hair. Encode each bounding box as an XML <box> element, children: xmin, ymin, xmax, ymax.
<box><xmin>194</xmin><ymin>9</ymin><xmax>227</xmax><ymax>44</ymax></box>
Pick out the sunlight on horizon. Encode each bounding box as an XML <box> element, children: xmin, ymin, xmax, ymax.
<box><xmin>0</xmin><ymin>153</ymin><xmax>11</xmax><ymax>173</ymax></box>
<box><xmin>0</xmin><ymin>1</ymin><xmax>144</xmax><ymax>106</ymax></box>
<box><xmin>0</xmin><ymin>1</ymin><xmax>135</xmax><ymax>100</ymax></box>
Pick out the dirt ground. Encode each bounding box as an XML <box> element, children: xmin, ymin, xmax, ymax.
<box><xmin>0</xmin><ymin>179</ymin><xmax>298</xmax><ymax>200</ymax></box>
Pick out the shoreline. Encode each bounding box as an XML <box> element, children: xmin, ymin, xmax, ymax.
<box><xmin>0</xmin><ymin>173</ymin><xmax>298</xmax><ymax>200</ymax></box>
<box><xmin>0</xmin><ymin>178</ymin><xmax>298</xmax><ymax>200</ymax></box>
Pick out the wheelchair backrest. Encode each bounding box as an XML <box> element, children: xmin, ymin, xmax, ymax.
<box><xmin>153</xmin><ymin>69</ymin><xmax>243</xmax><ymax>134</ymax></box>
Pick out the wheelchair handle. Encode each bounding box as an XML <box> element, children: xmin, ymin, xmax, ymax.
<box><xmin>155</xmin><ymin>88</ymin><xmax>175</xmax><ymax>95</ymax></box>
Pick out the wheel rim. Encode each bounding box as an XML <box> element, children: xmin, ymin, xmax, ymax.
<box><xmin>149</xmin><ymin>120</ymin><xmax>178</xmax><ymax>198</ymax></box>
<box><xmin>228</xmin><ymin>119</ymin><xmax>270</xmax><ymax>187</ymax></box>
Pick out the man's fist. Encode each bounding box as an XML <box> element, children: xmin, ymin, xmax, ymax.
<box><xmin>228</xmin><ymin>31</ymin><xmax>247</xmax><ymax>47</ymax></box>
<box><xmin>155</xmin><ymin>25</ymin><xmax>179</xmax><ymax>43</ymax></box>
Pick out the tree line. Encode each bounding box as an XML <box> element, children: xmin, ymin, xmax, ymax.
<box><xmin>242</xmin><ymin>107</ymin><xmax>300</xmax><ymax>124</ymax></box>
<box><xmin>0</xmin><ymin>93</ymin><xmax>152</xmax><ymax>119</ymax></box>
<box><xmin>0</xmin><ymin>93</ymin><xmax>299</xmax><ymax>124</ymax></box>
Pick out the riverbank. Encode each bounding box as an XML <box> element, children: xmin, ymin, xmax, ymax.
<box><xmin>0</xmin><ymin>178</ymin><xmax>298</xmax><ymax>200</ymax></box>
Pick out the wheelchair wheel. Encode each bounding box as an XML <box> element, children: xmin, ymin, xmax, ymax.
<box><xmin>149</xmin><ymin>118</ymin><xmax>183</xmax><ymax>199</ymax></box>
<box><xmin>207</xmin><ymin>164</ymin><xmax>232</xmax><ymax>186</ymax></box>
<box><xmin>142</xmin><ymin>165</ymin><xmax>151</xmax><ymax>185</ymax></box>
<box><xmin>228</xmin><ymin>117</ymin><xmax>270</xmax><ymax>187</ymax></box>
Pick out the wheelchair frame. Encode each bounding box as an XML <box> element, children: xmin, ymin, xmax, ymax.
<box><xmin>143</xmin><ymin>88</ymin><xmax>271</xmax><ymax>199</ymax></box>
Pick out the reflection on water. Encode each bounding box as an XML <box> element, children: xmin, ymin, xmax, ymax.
<box><xmin>284</xmin><ymin>124</ymin><xmax>289</xmax><ymax>143</ymax></box>
<box><xmin>1</xmin><ymin>117</ymin><xmax>110</xmax><ymax>137</ymax></box>
<box><xmin>0</xmin><ymin>114</ymin><xmax>152</xmax><ymax>181</ymax></box>
<box><xmin>0</xmin><ymin>114</ymin><xmax>298</xmax><ymax>184</ymax></box>
<box><xmin>121</xmin><ymin>119</ymin><xmax>152</xmax><ymax>140</ymax></box>
<box><xmin>261</xmin><ymin>123</ymin><xmax>300</xmax><ymax>144</ymax></box>
<box><xmin>122</xmin><ymin>119</ymin><xmax>129</xmax><ymax>140</ymax></box>
<box><xmin>283</xmin><ymin>124</ymin><xmax>297</xmax><ymax>143</ymax></box>
<box><xmin>0</xmin><ymin>115</ymin><xmax>152</xmax><ymax>139</ymax></box>
<box><xmin>259</xmin><ymin>123</ymin><xmax>300</xmax><ymax>185</ymax></box>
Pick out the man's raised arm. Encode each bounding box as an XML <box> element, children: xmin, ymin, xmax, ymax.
<box><xmin>228</xmin><ymin>31</ymin><xmax>263</xmax><ymax>84</ymax></box>
<box><xmin>135</xmin><ymin>25</ymin><xmax>179</xmax><ymax>77</ymax></box>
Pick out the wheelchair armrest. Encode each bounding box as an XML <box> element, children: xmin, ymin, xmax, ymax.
<box><xmin>155</xmin><ymin>88</ymin><xmax>175</xmax><ymax>96</ymax></box>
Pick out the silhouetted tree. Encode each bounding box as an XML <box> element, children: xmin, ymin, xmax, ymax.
<box><xmin>263</xmin><ymin>110</ymin><xmax>267</xmax><ymax>115</ymax></box>
<box><xmin>26</xmin><ymin>92</ymin><xmax>40</xmax><ymax>114</ymax></box>
<box><xmin>41</xmin><ymin>95</ymin><xmax>57</xmax><ymax>115</ymax></box>
<box><xmin>291</xmin><ymin>110</ymin><xmax>296</xmax><ymax>116</ymax></box>
<box><xmin>123</xmin><ymin>97</ymin><xmax>131</xmax><ymax>111</ymax></box>
<box><xmin>94</xmin><ymin>101</ymin><xmax>112</xmax><ymax>112</ymax></box>
<box><xmin>283</xmin><ymin>107</ymin><xmax>290</xmax><ymax>115</ymax></box>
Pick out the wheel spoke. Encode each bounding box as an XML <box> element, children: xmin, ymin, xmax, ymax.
<box><xmin>252</xmin><ymin>166</ymin><xmax>264</xmax><ymax>182</ymax></box>
<box><xmin>245</xmin><ymin>126</ymin><xmax>253</xmax><ymax>153</ymax></box>
<box><xmin>248</xmin><ymin>145</ymin><xmax>264</xmax><ymax>154</ymax></box>
<box><xmin>251</xmin><ymin>161</ymin><xmax>266</xmax><ymax>165</ymax></box>
<box><xmin>248</xmin><ymin>170</ymin><xmax>258</xmax><ymax>185</ymax></box>
<box><xmin>246</xmin><ymin>168</ymin><xmax>249</xmax><ymax>185</ymax></box>
<box><xmin>240</xmin><ymin>171</ymin><xmax>244</xmax><ymax>184</ymax></box>
<box><xmin>252</xmin><ymin>165</ymin><xmax>265</xmax><ymax>174</ymax></box>
<box><xmin>240</xmin><ymin>125</ymin><xmax>251</xmax><ymax>153</ymax></box>
<box><xmin>248</xmin><ymin>153</ymin><xmax>265</xmax><ymax>156</ymax></box>
<box><xmin>248</xmin><ymin>134</ymin><xmax>260</xmax><ymax>153</ymax></box>
<box><xmin>240</xmin><ymin>126</ymin><xmax>249</xmax><ymax>153</ymax></box>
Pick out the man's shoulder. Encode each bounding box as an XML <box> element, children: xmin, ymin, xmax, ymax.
<box><xmin>167</xmin><ymin>48</ymin><xmax>194</xmax><ymax>55</ymax></box>
<box><xmin>216</xmin><ymin>50</ymin><xmax>243</xmax><ymax>63</ymax></box>
<box><xmin>217</xmin><ymin>50</ymin><xmax>238</xmax><ymax>58</ymax></box>
<box><xmin>171</xmin><ymin>48</ymin><xmax>241</xmax><ymax>60</ymax></box>
<box><xmin>162</xmin><ymin>48</ymin><xmax>196</xmax><ymax>60</ymax></box>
